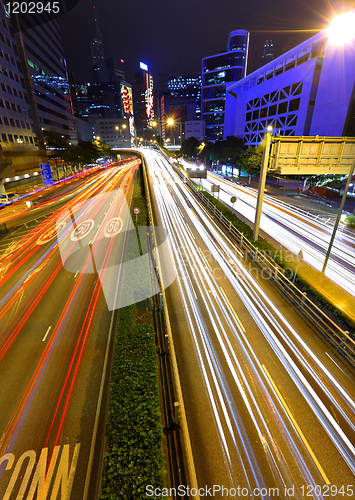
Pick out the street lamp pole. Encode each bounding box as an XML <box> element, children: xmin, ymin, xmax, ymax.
<box><xmin>253</xmin><ymin>127</ymin><xmax>272</xmax><ymax>241</ymax></box>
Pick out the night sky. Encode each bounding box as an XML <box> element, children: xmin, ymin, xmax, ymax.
<box><xmin>59</xmin><ymin>0</ymin><xmax>354</xmax><ymax>86</ymax></box>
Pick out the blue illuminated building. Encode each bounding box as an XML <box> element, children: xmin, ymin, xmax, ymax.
<box><xmin>224</xmin><ymin>10</ymin><xmax>355</xmax><ymax>146</ymax></box>
<box><xmin>201</xmin><ymin>30</ymin><xmax>249</xmax><ymax>141</ymax></box>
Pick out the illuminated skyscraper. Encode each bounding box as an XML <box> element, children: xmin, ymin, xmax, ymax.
<box><xmin>201</xmin><ymin>30</ymin><xmax>249</xmax><ymax>141</ymax></box>
<box><xmin>0</xmin><ymin>4</ymin><xmax>75</xmax><ymax>187</ymax></box>
<box><xmin>91</xmin><ymin>33</ymin><xmax>107</xmax><ymax>84</ymax></box>
<box><xmin>134</xmin><ymin>63</ymin><xmax>154</xmax><ymax>138</ymax></box>
<box><xmin>17</xmin><ymin>10</ymin><xmax>76</xmax><ymax>142</ymax></box>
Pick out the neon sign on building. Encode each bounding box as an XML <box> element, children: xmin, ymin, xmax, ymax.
<box><xmin>121</xmin><ymin>84</ymin><xmax>133</xmax><ymax>116</ymax></box>
<box><xmin>145</xmin><ymin>72</ymin><xmax>154</xmax><ymax>128</ymax></box>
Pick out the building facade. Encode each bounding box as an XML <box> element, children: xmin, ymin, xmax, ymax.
<box><xmin>201</xmin><ymin>30</ymin><xmax>249</xmax><ymax>141</ymax></box>
<box><xmin>224</xmin><ymin>11</ymin><xmax>355</xmax><ymax>146</ymax></box>
<box><xmin>18</xmin><ymin>11</ymin><xmax>76</xmax><ymax>143</ymax></box>
<box><xmin>185</xmin><ymin>120</ymin><xmax>205</xmax><ymax>141</ymax></box>
<box><xmin>134</xmin><ymin>65</ymin><xmax>154</xmax><ymax>139</ymax></box>
<box><xmin>95</xmin><ymin>117</ymin><xmax>130</xmax><ymax>149</ymax></box>
<box><xmin>167</xmin><ymin>74</ymin><xmax>201</xmax><ymax>119</ymax></box>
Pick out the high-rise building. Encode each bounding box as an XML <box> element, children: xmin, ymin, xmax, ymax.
<box><xmin>167</xmin><ymin>74</ymin><xmax>201</xmax><ymax>119</ymax></box>
<box><xmin>160</xmin><ymin>74</ymin><xmax>201</xmax><ymax>142</ymax></box>
<box><xmin>105</xmin><ymin>56</ymin><xmax>125</xmax><ymax>83</ymax></box>
<box><xmin>134</xmin><ymin>64</ymin><xmax>154</xmax><ymax>139</ymax></box>
<box><xmin>91</xmin><ymin>20</ymin><xmax>107</xmax><ymax>84</ymax></box>
<box><xmin>17</xmin><ymin>11</ymin><xmax>76</xmax><ymax>143</ymax></box>
<box><xmin>0</xmin><ymin>5</ymin><xmax>39</xmax><ymax>181</ymax></box>
<box><xmin>201</xmin><ymin>30</ymin><xmax>249</xmax><ymax>141</ymax></box>
<box><xmin>261</xmin><ymin>40</ymin><xmax>274</xmax><ymax>65</ymax></box>
<box><xmin>95</xmin><ymin>117</ymin><xmax>130</xmax><ymax>149</ymax></box>
<box><xmin>0</xmin><ymin>5</ymin><xmax>75</xmax><ymax>187</ymax></box>
<box><xmin>224</xmin><ymin>9</ymin><xmax>355</xmax><ymax>146</ymax></box>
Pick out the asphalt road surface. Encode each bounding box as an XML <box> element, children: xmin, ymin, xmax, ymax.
<box><xmin>0</xmin><ymin>160</ymin><xmax>139</xmax><ymax>499</ymax></box>
<box><xmin>144</xmin><ymin>149</ymin><xmax>355</xmax><ymax>499</ymax></box>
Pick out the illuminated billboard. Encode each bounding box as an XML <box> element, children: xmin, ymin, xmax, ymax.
<box><xmin>140</xmin><ymin>62</ymin><xmax>148</xmax><ymax>71</ymax></box>
<box><xmin>145</xmin><ymin>72</ymin><xmax>154</xmax><ymax>128</ymax></box>
<box><xmin>121</xmin><ymin>84</ymin><xmax>133</xmax><ymax>116</ymax></box>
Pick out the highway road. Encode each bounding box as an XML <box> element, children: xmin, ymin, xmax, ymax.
<box><xmin>145</xmin><ymin>149</ymin><xmax>355</xmax><ymax>499</ymax></box>
<box><xmin>0</xmin><ymin>159</ymin><xmax>139</xmax><ymax>499</ymax></box>
<box><xmin>195</xmin><ymin>172</ymin><xmax>355</xmax><ymax>297</ymax></box>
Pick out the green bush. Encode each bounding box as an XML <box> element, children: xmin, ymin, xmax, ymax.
<box><xmin>345</xmin><ymin>215</ymin><xmax>355</xmax><ymax>229</ymax></box>
<box><xmin>100</xmin><ymin>165</ymin><xmax>166</xmax><ymax>499</ymax></box>
<box><xmin>100</xmin><ymin>307</ymin><xmax>166</xmax><ymax>499</ymax></box>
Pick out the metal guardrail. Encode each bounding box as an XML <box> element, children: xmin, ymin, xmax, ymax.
<box><xmin>174</xmin><ymin>167</ymin><xmax>355</xmax><ymax>368</ymax></box>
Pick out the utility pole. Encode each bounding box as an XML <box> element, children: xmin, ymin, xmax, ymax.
<box><xmin>253</xmin><ymin>128</ymin><xmax>272</xmax><ymax>241</ymax></box>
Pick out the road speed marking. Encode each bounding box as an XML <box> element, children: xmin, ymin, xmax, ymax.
<box><xmin>70</xmin><ymin>219</ymin><xmax>94</xmax><ymax>241</ymax></box>
<box><xmin>104</xmin><ymin>217</ymin><xmax>122</xmax><ymax>238</ymax></box>
<box><xmin>37</xmin><ymin>222</ymin><xmax>66</xmax><ymax>246</ymax></box>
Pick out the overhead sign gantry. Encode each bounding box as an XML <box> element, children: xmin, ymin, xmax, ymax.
<box><xmin>269</xmin><ymin>136</ymin><xmax>355</xmax><ymax>175</ymax></box>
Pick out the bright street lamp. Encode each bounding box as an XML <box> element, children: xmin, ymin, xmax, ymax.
<box><xmin>327</xmin><ymin>11</ymin><xmax>355</xmax><ymax>45</ymax></box>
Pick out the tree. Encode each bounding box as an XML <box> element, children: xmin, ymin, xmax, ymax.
<box><xmin>46</xmin><ymin>131</ymin><xmax>69</xmax><ymax>152</ymax></box>
<box><xmin>220</xmin><ymin>136</ymin><xmax>244</xmax><ymax>166</ymax></box>
<box><xmin>97</xmin><ymin>141</ymin><xmax>113</xmax><ymax>159</ymax></box>
<box><xmin>180</xmin><ymin>137</ymin><xmax>200</xmax><ymax>158</ymax></box>
<box><xmin>45</xmin><ymin>131</ymin><xmax>70</xmax><ymax>163</ymax></box>
<box><xmin>239</xmin><ymin>147</ymin><xmax>263</xmax><ymax>176</ymax></box>
<box><xmin>64</xmin><ymin>141</ymin><xmax>112</xmax><ymax>166</ymax></box>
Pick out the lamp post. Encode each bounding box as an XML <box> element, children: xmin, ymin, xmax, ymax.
<box><xmin>167</xmin><ymin>117</ymin><xmax>183</xmax><ymax>148</ymax></box>
<box><xmin>253</xmin><ymin>126</ymin><xmax>272</xmax><ymax>241</ymax></box>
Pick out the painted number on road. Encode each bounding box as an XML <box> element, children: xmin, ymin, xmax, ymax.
<box><xmin>70</xmin><ymin>219</ymin><xmax>94</xmax><ymax>241</ymax></box>
<box><xmin>0</xmin><ymin>443</ymin><xmax>80</xmax><ymax>499</ymax></box>
<box><xmin>37</xmin><ymin>222</ymin><xmax>66</xmax><ymax>246</ymax></box>
<box><xmin>104</xmin><ymin>217</ymin><xmax>122</xmax><ymax>238</ymax></box>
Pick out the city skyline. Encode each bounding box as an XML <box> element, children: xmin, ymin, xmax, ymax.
<box><xmin>58</xmin><ymin>0</ymin><xmax>354</xmax><ymax>85</ymax></box>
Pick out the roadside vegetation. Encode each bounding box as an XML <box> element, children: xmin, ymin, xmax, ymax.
<box><xmin>344</xmin><ymin>215</ymin><xmax>355</xmax><ymax>229</ymax></box>
<box><xmin>100</xmin><ymin>165</ymin><xmax>166</xmax><ymax>499</ymax></box>
<box><xmin>99</xmin><ymin>306</ymin><xmax>165</xmax><ymax>500</ymax></box>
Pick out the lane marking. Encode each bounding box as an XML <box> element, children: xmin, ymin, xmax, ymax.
<box><xmin>325</xmin><ymin>352</ymin><xmax>348</xmax><ymax>378</ymax></box>
<box><xmin>262</xmin><ymin>364</ymin><xmax>330</xmax><ymax>485</ymax></box>
<box><xmin>177</xmin><ymin>206</ymin><xmax>184</xmax><ymax>218</ymax></box>
<box><xmin>220</xmin><ymin>287</ymin><xmax>246</xmax><ymax>332</ymax></box>
<box><xmin>185</xmin><ymin>223</ymin><xmax>195</xmax><ymax>240</ymax></box>
<box><xmin>199</xmin><ymin>247</ymin><xmax>212</xmax><ymax>272</ymax></box>
<box><xmin>42</xmin><ymin>326</ymin><xmax>52</xmax><ymax>342</ymax></box>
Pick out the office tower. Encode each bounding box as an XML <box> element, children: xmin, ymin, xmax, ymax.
<box><xmin>134</xmin><ymin>63</ymin><xmax>154</xmax><ymax>139</ymax></box>
<box><xmin>160</xmin><ymin>74</ymin><xmax>201</xmax><ymax>142</ymax></box>
<box><xmin>224</xmin><ymin>10</ymin><xmax>355</xmax><ymax>146</ymax></box>
<box><xmin>201</xmin><ymin>30</ymin><xmax>249</xmax><ymax>141</ymax></box>
<box><xmin>261</xmin><ymin>40</ymin><xmax>274</xmax><ymax>65</ymax></box>
<box><xmin>17</xmin><ymin>10</ymin><xmax>76</xmax><ymax>143</ymax></box>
